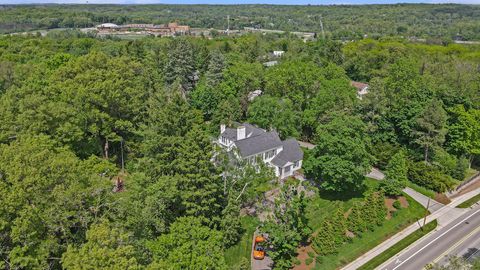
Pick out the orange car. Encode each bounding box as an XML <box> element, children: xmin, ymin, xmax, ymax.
<box><xmin>253</xmin><ymin>235</ymin><xmax>266</xmax><ymax>260</ymax></box>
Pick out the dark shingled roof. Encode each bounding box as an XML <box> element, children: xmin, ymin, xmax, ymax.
<box><xmin>220</xmin><ymin>123</ymin><xmax>265</xmax><ymax>141</ymax></box>
<box><xmin>271</xmin><ymin>139</ymin><xmax>304</xmax><ymax>167</ymax></box>
<box><xmin>222</xmin><ymin>128</ymin><xmax>238</xmax><ymax>141</ymax></box>
<box><xmin>234</xmin><ymin>131</ymin><xmax>282</xmax><ymax>157</ymax></box>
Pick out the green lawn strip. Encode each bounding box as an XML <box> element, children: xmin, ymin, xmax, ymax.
<box><xmin>224</xmin><ymin>215</ymin><xmax>259</xmax><ymax>267</ymax></box>
<box><xmin>464</xmin><ymin>168</ymin><xmax>479</xmax><ymax>181</ymax></box>
<box><xmin>358</xmin><ymin>220</ymin><xmax>438</xmax><ymax>270</ymax></box>
<box><xmin>457</xmin><ymin>193</ymin><xmax>480</xmax><ymax>208</ymax></box>
<box><xmin>406</xmin><ymin>181</ymin><xmax>436</xmax><ymax>199</ymax></box>
<box><xmin>313</xmin><ymin>193</ymin><xmax>426</xmax><ymax>270</ymax></box>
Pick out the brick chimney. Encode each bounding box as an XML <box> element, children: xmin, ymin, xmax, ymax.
<box><xmin>237</xmin><ymin>126</ymin><xmax>246</xmax><ymax>140</ymax></box>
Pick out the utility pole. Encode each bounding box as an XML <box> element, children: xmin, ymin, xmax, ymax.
<box><xmin>120</xmin><ymin>139</ymin><xmax>125</xmax><ymax>172</ymax></box>
<box><xmin>227</xmin><ymin>15</ymin><xmax>230</xmax><ymax>35</ymax></box>
<box><xmin>422</xmin><ymin>197</ymin><xmax>431</xmax><ymax>230</ymax></box>
<box><xmin>319</xmin><ymin>15</ymin><xmax>325</xmax><ymax>40</ymax></box>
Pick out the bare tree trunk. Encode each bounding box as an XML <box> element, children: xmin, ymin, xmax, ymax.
<box><xmin>424</xmin><ymin>144</ymin><xmax>429</xmax><ymax>163</ymax></box>
<box><xmin>104</xmin><ymin>139</ymin><xmax>109</xmax><ymax>159</ymax></box>
<box><xmin>236</xmin><ymin>182</ymin><xmax>250</xmax><ymax>201</ymax></box>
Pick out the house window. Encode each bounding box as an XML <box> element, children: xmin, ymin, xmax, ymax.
<box><xmin>294</xmin><ymin>161</ymin><xmax>299</xmax><ymax>168</ymax></box>
<box><xmin>284</xmin><ymin>166</ymin><xmax>291</xmax><ymax>174</ymax></box>
<box><xmin>265</xmin><ymin>149</ymin><xmax>277</xmax><ymax>160</ymax></box>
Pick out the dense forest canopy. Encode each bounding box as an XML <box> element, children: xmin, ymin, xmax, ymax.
<box><xmin>1</xmin><ymin>4</ymin><xmax>480</xmax><ymax>40</ymax></box>
<box><xmin>0</xmin><ymin>15</ymin><xmax>479</xmax><ymax>269</ymax></box>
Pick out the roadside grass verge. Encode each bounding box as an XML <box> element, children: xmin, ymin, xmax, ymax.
<box><xmin>457</xmin><ymin>193</ymin><xmax>480</xmax><ymax>208</ymax></box>
<box><xmin>406</xmin><ymin>181</ymin><xmax>436</xmax><ymax>199</ymax></box>
<box><xmin>464</xmin><ymin>168</ymin><xmax>479</xmax><ymax>181</ymax></box>
<box><xmin>313</xmin><ymin>194</ymin><xmax>425</xmax><ymax>270</ymax></box>
<box><xmin>224</xmin><ymin>215</ymin><xmax>259</xmax><ymax>267</ymax></box>
<box><xmin>357</xmin><ymin>220</ymin><xmax>438</xmax><ymax>270</ymax></box>
<box><xmin>305</xmin><ymin>178</ymin><xmax>426</xmax><ymax>270</ymax></box>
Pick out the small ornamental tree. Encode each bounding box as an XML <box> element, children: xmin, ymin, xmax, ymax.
<box><xmin>363</xmin><ymin>192</ymin><xmax>380</xmax><ymax>231</ymax></box>
<box><xmin>330</xmin><ymin>208</ymin><xmax>347</xmax><ymax>247</ymax></box>
<box><xmin>374</xmin><ymin>191</ymin><xmax>388</xmax><ymax>225</ymax></box>
<box><xmin>347</xmin><ymin>202</ymin><xmax>367</xmax><ymax>236</ymax></box>
<box><xmin>312</xmin><ymin>219</ymin><xmax>337</xmax><ymax>256</ymax></box>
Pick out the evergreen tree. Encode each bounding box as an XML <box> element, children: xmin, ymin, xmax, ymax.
<box><xmin>375</xmin><ymin>191</ymin><xmax>388</xmax><ymax>225</ymax></box>
<box><xmin>347</xmin><ymin>202</ymin><xmax>367</xmax><ymax>236</ymax></box>
<box><xmin>176</xmin><ymin>125</ymin><xmax>222</xmax><ymax>221</ymax></box>
<box><xmin>164</xmin><ymin>39</ymin><xmax>196</xmax><ymax>92</ymax></box>
<box><xmin>313</xmin><ymin>219</ymin><xmax>337</xmax><ymax>256</ymax></box>
<box><xmin>205</xmin><ymin>50</ymin><xmax>225</xmax><ymax>88</ymax></box>
<box><xmin>220</xmin><ymin>200</ymin><xmax>243</xmax><ymax>248</ymax></box>
<box><xmin>331</xmin><ymin>208</ymin><xmax>347</xmax><ymax>247</ymax></box>
<box><xmin>414</xmin><ymin>99</ymin><xmax>447</xmax><ymax>162</ymax></box>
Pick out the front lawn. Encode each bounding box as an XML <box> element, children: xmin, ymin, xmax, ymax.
<box><xmin>304</xmin><ymin>178</ymin><xmax>426</xmax><ymax>270</ymax></box>
<box><xmin>224</xmin><ymin>215</ymin><xmax>259</xmax><ymax>267</ymax></box>
<box><xmin>306</xmin><ymin>178</ymin><xmax>379</xmax><ymax>230</ymax></box>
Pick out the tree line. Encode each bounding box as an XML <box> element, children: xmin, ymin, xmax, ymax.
<box><xmin>0</xmin><ymin>30</ymin><xmax>479</xmax><ymax>268</ymax></box>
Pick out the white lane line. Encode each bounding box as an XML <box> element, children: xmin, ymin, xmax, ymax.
<box><xmin>391</xmin><ymin>209</ymin><xmax>480</xmax><ymax>270</ymax></box>
<box><xmin>430</xmin><ymin>225</ymin><xmax>480</xmax><ymax>265</ymax></box>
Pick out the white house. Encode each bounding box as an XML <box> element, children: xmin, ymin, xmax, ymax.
<box><xmin>218</xmin><ymin>123</ymin><xmax>303</xmax><ymax>179</ymax></box>
<box><xmin>273</xmin><ymin>50</ymin><xmax>285</xmax><ymax>57</ymax></box>
<box><xmin>351</xmin><ymin>81</ymin><xmax>369</xmax><ymax>99</ymax></box>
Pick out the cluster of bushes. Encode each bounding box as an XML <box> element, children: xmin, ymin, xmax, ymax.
<box><xmin>408</xmin><ymin>161</ymin><xmax>457</xmax><ymax>193</ymax></box>
<box><xmin>379</xmin><ymin>148</ymin><xmax>468</xmax><ymax>195</ymax></box>
<box><xmin>312</xmin><ymin>192</ymin><xmax>387</xmax><ymax>257</ymax></box>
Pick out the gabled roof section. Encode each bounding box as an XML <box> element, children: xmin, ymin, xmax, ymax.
<box><xmin>221</xmin><ymin>128</ymin><xmax>238</xmax><ymax>141</ymax></box>
<box><xmin>220</xmin><ymin>123</ymin><xmax>265</xmax><ymax>142</ymax></box>
<box><xmin>234</xmin><ymin>131</ymin><xmax>282</xmax><ymax>157</ymax></box>
<box><xmin>271</xmin><ymin>139</ymin><xmax>303</xmax><ymax>167</ymax></box>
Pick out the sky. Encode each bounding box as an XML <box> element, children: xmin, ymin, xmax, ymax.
<box><xmin>1</xmin><ymin>0</ymin><xmax>479</xmax><ymax>4</ymax></box>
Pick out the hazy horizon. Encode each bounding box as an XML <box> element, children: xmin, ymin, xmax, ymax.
<box><xmin>1</xmin><ymin>0</ymin><xmax>479</xmax><ymax>5</ymax></box>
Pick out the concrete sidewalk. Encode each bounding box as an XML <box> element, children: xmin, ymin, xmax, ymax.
<box><xmin>366</xmin><ymin>168</ymin><xmax>385</xmax><ymax>180</ymax></box>
<box><xmin>403</xmin><ymin>187</ymin><xmax>444</xmax><ymax>213</ymax></box>
<box><xmin>341</xmin><ymin>188</ymin><xmax>480</xmax><ymax>270</ymax></box>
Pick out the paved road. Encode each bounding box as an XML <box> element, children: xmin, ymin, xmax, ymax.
<box><xmin>342</xmin><ymin>188</ymin><xmax>480</xmax><ymax>270</ymax></box>
<box><xmin>436</xmin><ymin>225</ymin><xmax>480</xmax><ymax>266</ymax></box>
<box><xmin>379</xmin><ymin>203</ymin><xmax>480</xmax><ymax>270</ymax></box>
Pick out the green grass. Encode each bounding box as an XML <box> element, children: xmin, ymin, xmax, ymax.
<box><xmin>224</xmin><ymin>215</ymin><xmax>259</xmax><ymax>267</ymax></box>
<box><xmin>306</xmin><ymin>178</ymin><xmax>379</xmax><ymax>230</ymax></box>
<box><xmin>464</xmin><ymin>168</ymin><xmax>479</xmax><ymax>181</ymax></box>
<box><xmin>309</xmin><ymin>188</ymin><xmax>426</xmax><ymax>270</ymax></box>
<box><xmin>457</xmin><ymin>193</ymin><xmax>480</xmax><ymax>208</ymax></box>
<box><xmin>406</xmin><ymin>181</ymin><xmax>436</xmax><ymax>199</ymax></box>
<box><xmin>357</xmin><ymin>220</ymin><xmax>438</xmax><ymax>270</ymax></box>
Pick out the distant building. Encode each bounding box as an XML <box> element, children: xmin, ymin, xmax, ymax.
<box><xmin>273</xmin><ymin>50</ymin><xmax>285</xmax><ymax>57</ymax></box>
<box><xmin>351</xmin><ymin>81</ymin><xmax>369</xmax><ymax>99</ymax></box>
<box><xmin>263</xmin><ymin>61</ymin><xmax>278</xmax><ymax>67</ymax></box>
<box><xmin>96</xmin><ymin>23</ymin><xmax>119</xmax><ymax>29</ymax></box>
<box><xmin>218</xmin><ymin>123</ymin><xmax>303</xmax><ymax>179</ymax></box>
<box><xmin>248</xmin><ymin>90</ymin><xmax>263</xmax><ymax>102</ymax></box>
<box><xmin>95</xmin><ymin>22</ymin><xmax>190</xmax><ymax>37</ymax></box>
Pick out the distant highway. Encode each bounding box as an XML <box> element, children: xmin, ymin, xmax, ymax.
<box><xmin>380</xmin><ymin>203</ymin><xmax>480</xmax><ymax>270</ymax></box>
